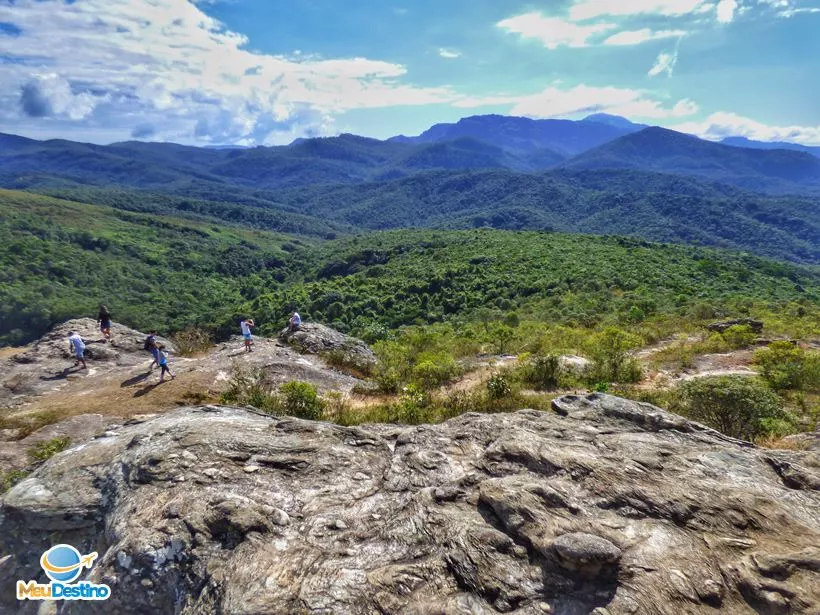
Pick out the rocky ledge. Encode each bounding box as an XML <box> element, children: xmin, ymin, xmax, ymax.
<box><xmin>1</xmin><ymin>394</ymin><xmax>819</xmax><ymax>614</ymax></box>
<box><xmin>279</xmin><ymin>322</ymin><xmax>378</xmax><ymax>372</ymax></box>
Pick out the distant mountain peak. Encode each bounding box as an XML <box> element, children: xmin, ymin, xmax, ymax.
<box><xmin>582</xmin><ymin>113</ymin><xmax>644</xmax><ymax>130</ymax></box>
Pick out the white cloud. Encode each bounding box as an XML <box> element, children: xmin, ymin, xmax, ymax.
<box><xmin>648</xmin><ymin>51</ymin><xmax>678</xmax><ymax>77</ymax></box>
<box><xmin>715</xmin><ymin>0</ymin><xmax>739</xmax><ymax>22</ymax></box>
<box><xmin>0</xmin><ymin>0</ymin><xmax>459</xmax><ymax>144</ymax></box>
<box><xmin>497</xmin><ymin>13</ymin><xmax>616</xmax><ymax>49</ymax></box>
<box><xmin>670</xmin><ymin>111</ymin><xmax>820</xmax><ymax>145</ymax></box>
<box><xmin>438</xmin><ymin>48</ymin><xmax>462</xmax><ymax>59</ymax></box>
<box><xmin>454</xmin><ymin>84</ymin><xmax>699</xmax><ymax>122</ymax></box>
<box><xmin>569</xmin><ymin>0</ymin><xmax>707</xmax><ymax>20</ymax></box>
<box><xmin>603</xmin><ymin>29</ymin><xmax>687</xmax><ymax>45</ymax></box>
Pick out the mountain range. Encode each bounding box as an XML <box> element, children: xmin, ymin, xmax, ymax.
<box><xmin>1</xmin><ymin>114</ymin><xmax>818</xmax><ymax>263</ymax></box>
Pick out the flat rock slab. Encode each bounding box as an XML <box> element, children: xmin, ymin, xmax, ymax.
<box><xmin>2</xmin><ymin>393</ymin><xmax>819</xmax><ymax>614</ymax></box>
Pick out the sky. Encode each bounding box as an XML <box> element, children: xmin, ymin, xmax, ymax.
<box><xmin>1</xmin><ymin>0</ymin><xmax>819</xmax><ymax>146</ymax></box>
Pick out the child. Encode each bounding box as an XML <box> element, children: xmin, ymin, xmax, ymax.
<box><xmin>156</xmin><ymin>344</ymin><xmax>175</xmax><ymax>382</ymax></box>
<box><xmin>240</xmin><ymin>317</ymin><xmax>255</xmax><ymax>353</ymax></box>
<box><xmin>68</xmin><ymin>331</ymin><xmax>87</xmax><ymax>370</ymax></box>
<box><xmin>97</xmin><ymin>304</ymin><xmax>112</xmax><ymax>342</ymax></box>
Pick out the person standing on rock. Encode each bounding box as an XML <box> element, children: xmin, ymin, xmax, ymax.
<box><xmin>97</xmin><ymin>304</ymin><xmax>113</xmax><ymax>342</ymax></box>
<box><xmin>240</xmin><ymin>317</ymin><xmax>255</xmax><ymax>352</ymax></box>
<box><xmin>288</xmin><ymin>311</ymin><xmax>301</xmax><ymax>332</ymax></box>
<box><xmin>68</xmin><ymin>331</ymin><xmax>87</xmax><ymax>370</ymax></box>
<box><xmin>156</xmin><ymin>344</ymin><xmax>176</xmax><ymax>382</ymax></box>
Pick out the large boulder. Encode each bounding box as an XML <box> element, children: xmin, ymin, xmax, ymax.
<box><xmin>279</xmin><ymin>322</ymin><xmax>377</xmax><ymax>373</ymax></box>
<box><xmin>2</xmin><ymin>394</ymin><xmax>819</xmax><ymax>614</ymax></box>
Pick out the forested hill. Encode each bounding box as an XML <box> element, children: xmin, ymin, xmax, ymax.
<box><xmin>1</xmin><ymin>188</ymin><xmax>817</xmax><ymax>346</ymax></box>
<box><xmin>1</xmin><ymin>114</ymin><xmax>818</xmax><ymax>266</ymax></box>
<box><xmin>271</xmin><ymin>169</ymin><xmax>819</xmax><ymax>263</ymax></box>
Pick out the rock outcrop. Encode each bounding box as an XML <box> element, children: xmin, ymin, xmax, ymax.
<box><xmin>280</xmin><ymin>322</ymin><xmax>378</xmax><ymax>373</ymax></box>
<box><xmin>0</xmin><ymin>319</ymin><xmax>173</xmax><ymax>408</ymax></box>
<box><xmin>707</xmin><ymin>319</ymin><xmax>764</xmax><ymax>334</ymax></box>
<box><xmin>2</xmin><ymin>394</ymin><xmax>819</xmax><ymax>614</ymax></box>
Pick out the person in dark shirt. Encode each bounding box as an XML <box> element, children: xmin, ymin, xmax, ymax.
<box><xmin>98</xmin><ymin>304</ymin><xmax>112</xmax><ymax>342</ymax></box>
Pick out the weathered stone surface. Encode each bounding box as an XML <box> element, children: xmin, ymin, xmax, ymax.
<box><xmin>2</xmin><ymin>393</ymin><xmax>819</xmax><ymax>614</ymax></box>
<box><xmin>280</xmin><ymin>322</ymin><xmax>377</xmax><ymax>372</ymax></box>
<box><xmin>707</xmin><ymin>319</ymin><xmax>764</xmax><ymax>334</ymax></box>
<box><xmin>0</xmin><ymin>319</ymin><xmax>172</xmax><ymax>408</ymax></box>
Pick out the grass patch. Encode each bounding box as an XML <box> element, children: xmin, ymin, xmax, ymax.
<box><xmin>28</xmin><ymin>436</ymin><xmax>72</xmax><ymax>463</ymax></box>
<box><xmin>0</xmin><ymin>409</ymin><xmax>63</xmax><ymax>440</ymax></box>
<box><xmin>1</xmin><ymin>469</ymin><xmax>30</xmax><ymax>493</ymax></box>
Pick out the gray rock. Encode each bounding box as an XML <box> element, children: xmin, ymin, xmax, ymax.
<box><xmin>707</xmin><ymin>319</ymin><xmax>764</xmax><ymax>334</ymax></box>
<box><xmin>552</xmin><ymin>532</ymin><xmax>622</xmax><ymax>568</ymax></box>
<box><xmin>0</xmin><ymin>319</ymin><xmax>172</xmax><ymax>409</ymax></box>
<box><xmin>1</xmin><ymin>394</ymin><xmax>819</xmax><ymax>614</ymax></box>
<box><xmin>279</xmin><ymin>322</ymin><xmax>377</xmax><ymax>372</ymax></box>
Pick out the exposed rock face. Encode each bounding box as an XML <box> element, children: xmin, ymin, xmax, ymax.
<box><xmin>280</xmin><ymin>322</ymin><xmax>377</xmax><ymax>372</ymax></box>
<box><xmin>2</xmin><ymin>394</ymin><xmax>819</xmax><ymax>614</ymax></box>
<box><xmin>0</xmin><ymin>319</ymin><xmax>172</xmax><ymax>408</ymax></box>
<box><xmin>707</xmin><ymin>319</ymin><xmax>764</xmax><ymax>334</ymax></box>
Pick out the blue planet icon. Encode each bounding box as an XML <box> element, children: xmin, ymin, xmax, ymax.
<box><xmin>41</xmin><ymin>545</ymin><xmax>83</xmax><ymax>583</ymax></box>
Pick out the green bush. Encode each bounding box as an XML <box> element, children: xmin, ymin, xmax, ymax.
<box><xmin>28</xmin><ymin>436</ymin><xmax>72</xmax><ymax>463</ymax></box>
<box><xmin>523</xmin><ymin>354</ymin><xmax>562</xmax><ymax>390</ymax></box>
<box><xmin>670</xmin><ymin>376</ymin><xmax>791</xmax><ymax>441</ymax></box>
<box><xmin>755</xmin><ymin>342</ymin><xmax>816</xmax><ymax>392</ymax></box>
<box><xmin>721</xmin><ymin>325</ymin><xmax>757</xmax><ymax>350</ymax></box>
<box><xmin>279</xmin><ymin>381</ymin><xmax>325</xmax><ymax>420</ymax></box>
<box><xmin>584</xmin><ymin>327</ymin><xmax>643</xmax><ymax>383</ymax></box>
<box><xmin>412</xmin><ymin>352</ymin><xmax>458</xmax><ymax>389</ymax></box>
<box><xmin>220</xmin><ymin>364</ymin><xmax>282</xmax><ymax>413</ymax></box>
<box><xmin>487</xmin><ymin>373</ymin><xmax>512</xmax><ymax>400</ymax></box>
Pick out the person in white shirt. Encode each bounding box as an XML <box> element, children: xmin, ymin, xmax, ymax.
<box><xmin>68</xmin><ymin>331</ymin><xmax>87</xmax><ymax>370</ymax></box>
<box><xmin>288</xmin><ymin>312</ymin><xmax>302</xmax><ymax>332</ymax></box>
<box><xmin>240</xmin><ymin>317</ymin><xmax>255</xmax><ymax>353</ymax></box>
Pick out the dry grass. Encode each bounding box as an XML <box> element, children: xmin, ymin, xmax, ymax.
<box><xmin>0</xmin><ymin>346</ymin><xmax>25</xmax><ymax>361</ymax></box>
<box><xmin>755</xmin><ymin>435</ymin><xmax>811</xmax><ymax>451</ymax></box>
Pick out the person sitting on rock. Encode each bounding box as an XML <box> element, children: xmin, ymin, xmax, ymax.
<box><xmin>68</xmin><ymin>330</ymin><xmax>87</xmax><ymax>370</ymax></box>
<box><xmin>288</xmin><ymin>311</ymin><xmax>302</xmax><ymax>332</ymax></box>
<box><xmin>240</xmin><ymin>317</ymin><xmax>255</xmax><ymax>352</ymax></box>
<box><xmin>97</xmin><ymin>304</ymin><xmax>112</xmax><ymax>342</ymax></box>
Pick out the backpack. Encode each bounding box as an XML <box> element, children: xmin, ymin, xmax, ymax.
<box><xmin>144</xmin><ymin>336</ymin><xmax>154</xmax><ymax>351</ymax></box>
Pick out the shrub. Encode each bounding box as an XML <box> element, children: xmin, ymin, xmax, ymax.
<box><xmin>28</xmin><ymin>436</ymin><xmax>72</xmax><ymax>463</ymax></box>
<box><xmin>721</xmin><ymin>325</ymin><xmax>757</xmax><ymax>350</ymax></box>
<box><xmin>393</xmin><ymin>384</ymin><xmax>431</xmax><ymax>424</ymax></box>
<box><xmin>523</xmin><ymin>354</ymin><xmax>562</xmax><ymax>390</ymax></box>
<box><xmin>487</xmin><ymin>374</ymin><xmax>512</xmax><ymax>400</ymax></box>
<box><xmin>584</xmin><ymin>327</ymin><xmax>643</xmax><ymax>383</ymax></box>
<box><xmin>755</xmin><ymin>342</ymin><xmax>814</xmax><ymax>391</ymax></box>
<box><xmin>670</xmin><ymin>376</ymin><xmax>790</xmax><ymax>441</ymax></box>
<box><xmin>279</xmin><ymin>381</ymin><xmax>325</xmax><ymax>420</ymax></box>
<box><xmin>171</xmin><ymin>327</ymin><xmax>214</xmax><ymax>356</ymax></box>
<box><xmin>220</xmin><ymin>364</ymin><xmax>282</xmax><ymax>413</ymax></box>
<box><xmin>412</xmin><ymin>352</ymin><xmax>459</xmax><ymax>389</ymax></box>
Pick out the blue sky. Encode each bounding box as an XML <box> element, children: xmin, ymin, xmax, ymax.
<box><xmin>0</xmin><ymin>0</ymin><xmax>818</xmax><ymax>145</ymax></box>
